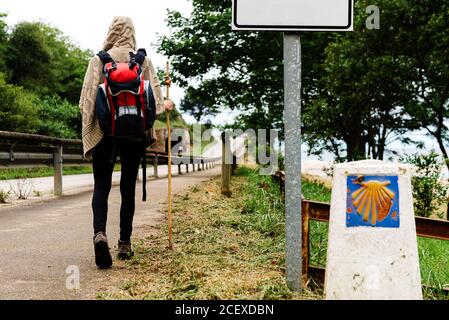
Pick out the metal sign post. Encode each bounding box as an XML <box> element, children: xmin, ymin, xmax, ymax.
<box><xmin>232</xmin><ymin>0</ymin><xmax>353</xmax><ymax>293</ymax></box>
<box><xmin>283</xmin><ymin>33</ymin><xmax>303</xmax><ymax>291</ymax></box>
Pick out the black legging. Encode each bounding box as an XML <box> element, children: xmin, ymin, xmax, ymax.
<box><xmin>92</xmin><ymin>136</ymin><xmax>145</xmax><ymax>242</ymax></box>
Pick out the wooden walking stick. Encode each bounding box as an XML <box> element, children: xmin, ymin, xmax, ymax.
<box><xmin>165</xmin><ymin>61</ymin><xmax>173</xmax><ymax>250</ymax></box>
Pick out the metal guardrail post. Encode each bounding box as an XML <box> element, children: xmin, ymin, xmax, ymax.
<box><xmin>221</xmin><ymin>133</ymin><xmax>232</xmax><ymax>197</ymax></box>
<box><xmin>186</xmin><ymin>163</ymin><xmax>189</xmax><ymax>173</ymax></box>
<box><xmin>53</xmin><ymin>145</ymin><xmax>63</xmax><ymax>196</ymax></box>
<box><xmin>193</xmin><ymin>161</ymin><xmax>196</xmax><ymax>172</ymax></box>
<box><xmin>178</xmin><ymin>163</ymin><xmax>182</xmax><ymax>175</ymax></box>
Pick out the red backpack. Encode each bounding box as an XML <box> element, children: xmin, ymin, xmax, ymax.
<box><xmin>96</xmin><ymin>48</ymin><xmax>156</xmax><ymax>140</ymax></box>
<box><xmin>95</xmin><ymin>49</ymin><xmax>156</xmax><ymax>202</ymax></box>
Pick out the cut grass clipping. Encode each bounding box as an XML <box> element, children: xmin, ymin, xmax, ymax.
<box><xmin>98</xmin><ymin>167</ymin><xmax>320</xmax><ymax>300</ymax></box>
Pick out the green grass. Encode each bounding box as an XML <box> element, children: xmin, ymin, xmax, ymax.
<box><xmin>419</xmin><ymin>238</ymin><xmax>449</xmax><ymax>299</ymax></box>
<box><xmin>302</xmin><ymin>179</ymin><xmax>331</xmax><ymax>203</ymax></box>
<box><xmin>0</xmin><ymin>165</ymin><xmax>121</xmax><ymax>180</ymax></box>
<box><xmin>239</xmin><ymin>167</ymin><xmax>286</xmax><ymax>238</ymax></box>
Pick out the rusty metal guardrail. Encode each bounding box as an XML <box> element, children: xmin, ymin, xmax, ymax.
<box><xmin>0</xmin><ymin>131</ymin><xmax>221</xmax><ymax>196</ymax></box>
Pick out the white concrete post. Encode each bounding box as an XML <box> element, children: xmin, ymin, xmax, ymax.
<box><xmin>325</xmin><ymin>160</ymin><xmax>422</xmax><ymax>300</ymax></box>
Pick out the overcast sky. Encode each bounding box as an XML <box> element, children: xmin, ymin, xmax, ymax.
<box><xmin>2</xmin><ymin>0</ymin><xmax>200</xmax><ymax>122</ymax></box>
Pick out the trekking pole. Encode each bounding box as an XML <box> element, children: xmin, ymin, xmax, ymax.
<box><xmin>165</xmin><ymin>61</ymin><xmax>173</xmax><ymax>250</ymax></box>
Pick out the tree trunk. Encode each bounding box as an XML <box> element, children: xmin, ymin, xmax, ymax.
<box><xmin>377</xmin><ymin>126</ymin><xmax>388</xmax><ymax>161</ymax></box>
<box><xmin>346</xmin><ymin>135</ymin><xmax>365</xmax><ymax>162</ymax></box>
<box><xmin>434</xmin><ymin>134</ymin><xmax>449</xmax><ymax>221</ymax></box>
<box><xmin>434</xmin><ymin>131</ymin><xmax>449</xmax><ymax>173</ymax></box>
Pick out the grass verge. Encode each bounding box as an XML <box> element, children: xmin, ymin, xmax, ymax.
<box><xmin>97</xmin><ymin>166</ymin><xmax>320</xmax><ymax>300</ymax></box>
<box><xmin>0</xmin><ymin>165</ymin><xmax>121</xmax><ymax>180</ymax></box>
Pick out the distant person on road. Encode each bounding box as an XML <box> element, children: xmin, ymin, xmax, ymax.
<box><xmin>79</xmin><ymin>16</ymin><xmax>174</xmax><ymax>269</ymax></box>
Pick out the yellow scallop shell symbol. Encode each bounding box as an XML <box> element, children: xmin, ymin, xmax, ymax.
<box><xmin>351</xmin><ymin>178</ymin><xmax>395</xmax><ymax>226</ymax></box>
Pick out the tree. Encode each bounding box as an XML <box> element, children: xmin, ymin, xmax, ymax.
<box><xmin>180</xmin><ymin>85</ymin><xmax>219</xmax><ymax>122</ymax></box>
<box><xmin>160</xmin><ymin>1</ymin><xmax>338</xmax><ymax>136</ymax></box>
<box><xmin>397</xmin><ymin>1</ymin><xmax>449</xmax><ymax>171</ymax></box>
<box><xmin>305</xmin><ymin>0</ymin><xmax>449</xmax><ymax>162</ymax></box>
<box><xmin>6</xmin><ymin>22</ymin><xmax>91</xmax><ymax>104</ymax></box>
<box><xmin>6</xmin><ymin>22</ymin><xmax>53</xmax><ymax>93</ymax></box>
<box><xmin>304</xmin><ymin>0</ymin><xmax>420</xmax><ymax>161</ymax></box>
<box><xmin>159</xmin><ymin>0</ymin><xmax>449</xmax><ymax>163</ymax></box>
<box><xmin>158</xmin><ymin>0</ymin><xmax>295</xmax><ymax>135</ymax></box>
<box><xmin>0</xmin><ymin>13</ymin><xmax>7</xmax><ymax>73</ymax></box>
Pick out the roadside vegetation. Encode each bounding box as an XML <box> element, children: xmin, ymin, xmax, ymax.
<box><xmin>404</xmin><ymin>151</ymin><xmax>449</xmax><ymax>219</ymax></box>
<box><xmin>97</xmin><ymin>166</ymin><xmax>449</xmax><ymax>300</ymax></box>
<box><xmin>0</xmin><ymin>165</ymin><xmax>121</xmax><ymax>181</ymax></box>
<box><xmin>98</xmin><ymin>167</ymin><xmax>320</xmax><ymax>300</ymax></box>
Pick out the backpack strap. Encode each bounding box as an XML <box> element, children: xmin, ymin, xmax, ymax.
<box><xmin>129</xmin><ymin>48</ymin><xmax>147</xmax><ymax>69</ymax></box>
<box><xmin>135</xmin><ymin>48</ymin><xmax>147</xmax><ymax>65</ymax></box>
<box><xmin>97</xmin><ymin>51</ymin><xmax>114</xmax><ymax>65</ymax></box>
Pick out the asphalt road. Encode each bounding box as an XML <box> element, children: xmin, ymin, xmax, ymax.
<box><xmin>0</xmin><ymin>166</ymin><xmax>221</xmax><ymax>300</ymax></box>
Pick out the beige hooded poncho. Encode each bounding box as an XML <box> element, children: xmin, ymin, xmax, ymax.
<box><xmin>79</xmin><ymin>16</ymin><xmax>164</xmax><ymax>159</ymax></box>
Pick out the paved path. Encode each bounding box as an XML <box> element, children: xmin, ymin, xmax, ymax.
<box><xmin>0</xmin><ymin>166</ymin><xmax>221</xmax><ymax>300</ymax></box>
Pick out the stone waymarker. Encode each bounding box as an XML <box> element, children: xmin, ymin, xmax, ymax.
<box><xmin>325</xmin><ymin>160</ymin><xmax>422</xmax><ymax>300</ymax></box>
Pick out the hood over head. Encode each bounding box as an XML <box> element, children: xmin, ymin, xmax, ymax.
<box><xmin>102</xmin><ymin>16</ymin><xmax>136</xmax><ymax>52</ymax></box>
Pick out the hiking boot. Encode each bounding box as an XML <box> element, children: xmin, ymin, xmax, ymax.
<box><xmin>93</xmin><ymin>232</ymin><xmax>113</xmax><ymax>269</ymax></box>
<box><xmin>117</xmin><ymin>240</ymin><xmax>134</xmax><ymax>260</ymax></box>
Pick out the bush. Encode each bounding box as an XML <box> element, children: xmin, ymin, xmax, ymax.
<box><xmin>36</xmin><ymin>95</ymin><xmax>81</xmax><ymax>138</ymax></box>
<box><xmin>404</xmin><ymin>151</ymin><xmax>449</xmax><ymax>218</ymax></box>
<box><xmin>0</xmin><ymin>74</ymin><xmax>39</xmax><ymax>133</ymax></box>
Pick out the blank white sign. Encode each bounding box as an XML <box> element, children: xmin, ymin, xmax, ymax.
<box><xmin>232</xmin><ymin>0</ymin><xmax>353</xmax><ymax>31</ymax></box>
